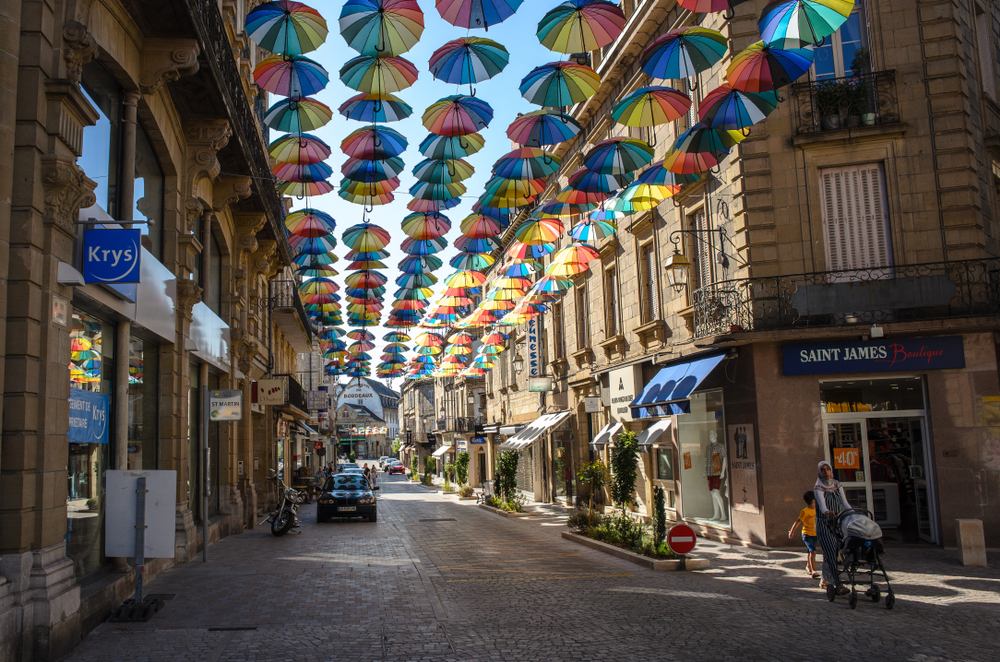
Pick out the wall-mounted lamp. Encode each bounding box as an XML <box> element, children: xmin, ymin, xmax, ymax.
<box><xmin>664</xmin><ymin>249</ymin><xmax>691</xmax><ymax>293</ymax></box>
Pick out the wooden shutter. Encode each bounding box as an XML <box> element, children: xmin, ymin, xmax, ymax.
<box><xmin>641</xmin><ymin>244</ymin><xmax>661</xmax><ymax>321</ymax></box>
<box><xmin>820</xmin><ymin>164</ymin><xmax>892</xmax><ymax>275</ymax></box>
<box><xmin>691</xmin><ymin>208</ymin><xmax>713</xmax><ymax>290</ymax></box>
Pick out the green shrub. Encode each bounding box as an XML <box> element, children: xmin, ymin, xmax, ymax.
<box><xmin>391</xmin><ymin>439</ymin><xmax>401</xmax><ymax>455</ymax></box>
<box><xmin>423</xmin><ymin>456</ymin><xmax>437</xmax><ymax>477</ymax></box>
<box><xmin>610</xmin><ymin>430</ymin><xmax>639</xmax><ymax>510</ymax></box>
<box><xmin>653</xmin><ymin>486</ymin><xmax>667</xmax><ymax>546</ymax></box>
<box><xmin>495</xmin><ymin>450</ymin><xmax>519</xmax><ymax>502</ymax></box>
<box><xmin>458</xmin><ymin>484</ymin><xmax>474</xmax><ymax>498</ymax></box>
<box><xmin>421</xmin><ymin>473</ymin><xmax>434</xmax><ymax>486</ymax></box>
<box><xmin>455</xmin><ymin>451</ymin><xmax>470</xmax><ymax>485</ymax></box>
<box><xmin>444</xmin><ymin>461</ymin><xmax>456</xmax><ymax>483</ymax></box>
<box><xmin>577</xmin><ymin>460</ymin><xmax>608</xmax><ymax>514</ymax></box>
<box><xmin>567</xmin><ymin>509</ymin><xmax>603</xmax><ymax>533</ymax></box>
<box><xmin>485</xmin><ymin>494</ymin><xmax>522</xmax><ymax>513</ymax></box>
<box><xmin>410</xmin><ymin>456</ymin><xmax>419</xmax><ymax>479</ymax></box>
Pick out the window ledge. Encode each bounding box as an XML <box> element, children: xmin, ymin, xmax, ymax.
<box><xmin>792</xmin><ymin>122</ymin><xmax>906</xmax><ymax>147</ymax></box>
<box><xmin>571</xmin><ymin>347</ymin><xmax>594</xmax><ymax>368</ymax></box>
<box><xmin>633</xmin><ymin>319</ymin><xmax>667</xmax><ymax>346</ymax></box>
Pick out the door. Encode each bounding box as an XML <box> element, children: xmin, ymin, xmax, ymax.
<box><xmin>824</xmin><ymin>421</ymin><xmax>871</xmax><ymax>515</ymax></box>
<box><xmin>865</xmin><ymin>417</ymin><xmax>934</xmax><ymax>543</ymax></box>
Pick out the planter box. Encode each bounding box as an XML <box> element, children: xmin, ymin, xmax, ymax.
<box><xmin>458</xmin><ymin>496</ymin><xmax>477</xmax><ymax>501</ymax></box>
<box><xmin>561</xmin><ymin>532</ymin><xmax>709</xmax><ymax>571</ymax></box>
<box><xmin>478</xmin><ymin>504</ymin><xmax>532</xmax><ymax>518</ymax></box>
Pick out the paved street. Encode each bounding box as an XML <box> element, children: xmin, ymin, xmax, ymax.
<box><xmin>69</xmin><ymin>475</ymin><xmax>1000</xmax><ymax>662</ymax></box>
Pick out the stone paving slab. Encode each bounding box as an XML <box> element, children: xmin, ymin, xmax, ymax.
<box><xmin>67</xmin><ymin>475</ymin><xmax>1000</xmax><ymax>662</ymax></box>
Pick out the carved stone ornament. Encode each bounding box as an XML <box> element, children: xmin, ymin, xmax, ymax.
<box><xmin>252</xmin><ymin>239</ymin><xmax>278</xmax><ymax>276</ymax></box>
<box><xmin>184</xmin><ymin>197</ymin><xmax>205</xmax><ymax>235</ymax></box>
<box><xmin>213</xmin><ymin>175</ymin><xmax>253</xmax><ymax>211</ymax></box>
<box><xmin>176</xmin><ymin>278</ymin><xmax>203</xmax><ymax>321</ymax></box>
<box><xmin>235</xmin><ymin>213</ymin><xmax>266</xmax><ymax>257</ymax></box>
<box><xmin>140</xmin><ymin>38</ymin><xmax>201</xmax><ymax>95</ymax></box>
<box><xmin>42</xmin><ymin>158</ymin><xmax>97</xmax><ymax>235</ymax></box>
<box><xmin>62</xmin><ymin>21</ymin><xmax>97</xmax><ymax>84</ymax></box>
<box><xmin>185</xmin><ymin>119</ymin><xmax>232</xmax><ymax>184</ymax></box>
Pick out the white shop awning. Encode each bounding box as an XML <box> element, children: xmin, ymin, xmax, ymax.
<box><xmin>636</xmin><ymin>419</ymin><xmax>672</xmax><ymax>448</ymax></box>
<box><xmin>589</xmin><ymin>420</ymin><xmax>624</xmax><ymax>449</ymax></box>
<box><xmin>498</xmin><ymin>425</ymin><xmax>520</xmax><ymax>436</ymax></box>
<box><xmin>432</xmin><ymin>445</ymin><xmax>452</xmax><ymax>458</ymax></box>
<box><xmin>499</xmin><ymin>411</ymin><xmax>572</xmax><ymax>451</ymax></box>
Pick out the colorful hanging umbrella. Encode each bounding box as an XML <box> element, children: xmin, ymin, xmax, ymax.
<box><xmin>272</xmin><ymin>161</ymin><xmax>334</xmax><ymax>182</ymax></box>
<box><xmin>435</xmin><ymin>0</ymin><xmax>524</xmax><ymax>30</ymax></box>
<box><xmin>584</xmin><ymin>137</ymin><xmax>655</xmax><ymax>176</ymax></box>
<box><xmin>454</xmin><ymin>236</ymin><xmax>498</xmax><ymax>253</ymax></box>
<box><xmin>399</xmin><ymin>255</ymin><xmax>443</xmax><ymax>273</ymax></box>
<box><xmin>678</xmin><ymin>0</ymin><xmax>749</xmax><ymax>13</ymax></box>
<box><xmin>726</xmin><ymin>40</ymin><xmax>815</xmax><ymax>92</ymax></box>
<box><xmin>506</xmin><ymin>241</ymin><xmax>556</xmax><ymax>261</ymax></box>
<box><xmin>269</xmin><ymin>133</ymin><xmax>331</xmax><ymax>165</ymax></box>
<box><xmin>339</xmin><ymin>187</ymin><xmax>395</xmax><ymax>206</ymax></box>
<box><xmin>514</xmin><ymin>217</ymin><xmax>563</xmax><ymax>245</ymax></box>
<box><xmin>663</xmin><ymin>124</ymin><xmax>744</xmax><ymax>174</ymax></box>
<box><xmin>297</xmin><ymin>264</ymin><xmax>340</xmax><ymax>278</ymax></box>
<box><xmin>520</xmin><ymin>61</ymin><xmax>601</xmax><ymax>107</ymax></box>
<box><xmin>264</xmin><ymin>97</ymin><xmax>333</xmax><ymax>132</ymax></box>
<box><xmin>422</xmin><ymin>95</ymin><xmax>494</xmax><ymax>136</ymax></box>
<box><xmin>459</xmin><ymin>213</ymin><xmax>502</xmax><ymax>238</ymax></box>
<box><xmin>338</xmin><ymin>92</ymin><xmax>413</xmax><ymax>122</ymax></box>
<box><xmin>555</xmin><ymin>185</ymin><xmax>609</xmax><ymax>205</ymax></box>
<box><xmin>446</xmin><ymin>270</ymin><xmax>488</xmax><ymax>288</ymax></box>
<box><xmin>290</xmin><ymin>235</ymin><xmax>337</xmax><ymax>255</ymax></box>
<box><xmin>285</xmin><ymin>208</ymin><xmax>336</xmax><ymax>237</ymax></box>
<box><xmin>401</xmin><ymin>212</ymin><xmax>452</xmax><ymax>239</ymax></box>
<box><xmin>412</xmin><ymin>157</ymin><xmax>475</xmax><ymax>184</ymax></box>
<box><xmin>506</xmin><ymin>109</ymin><xmax>581</xmax><ymax>147</ymax></box>
<box><xmin>339</xmin><ymin>0</ymin><xmax>425</xmax><ymax>56</ymax></box>
<box><xmin>568</xmin><ymin>167</ymin><xmax>630</xmax><ymax>194</ymax></box>
<box><xmin>339</xmin><ymin>54</ymin><xmax>419</xmax><ymax>94</ymax></box>
<box><xmin>492</xmin><ymin>148</ymin><xmax>562</xmax><ymax>180</ymax></box>
<box><xmin>450</xmin><ymin>252</ymin><xmax>496</xmax><ymax>270</ymax></box>
<box><xmin>479</xmin><ymin>177</ymin><xmax>543</xmax><ymax>208</ymax></box>
<box><xmin>698</xmin><ymin>84</ymin><xmax>779</xmax><ymax>129</ymax></box>
<box><xmin>279</xmin><ymin>180</ymin><xmax>334</xmax><ymax>197</ymax></box>
<box><xmin>569</xmin><ymin>218</ymin><xmax>617</xmax><ymax>242</ymax></box>
<box><xmin>254</xmin><ymin>55</ymin><xmax>329</xmax><ymax>96</ymax></box>
<box><xmin>539</xmin><ymin>199</ymin><xmax>597</xmax><ymax>217</ymax></box>
<box><xmin>759</xmin><ymin>0</ymin><xmax>855</xmax><ymax>49</ymax></box>
<box><xmin>340</xmin><ymin>177</ymin><xmax>400</xmax><ymax>198</ymax></box>
<box><xmin>612</xmin><ymin>86</ymin><xmax>692</xmax><ymax>127</ymax></box>
<box><xmin>419</xmin><ymin>132</ymin><xmax>486</xmax><ymax>159</ymax></box>
<box><xmin>342</xmin><ymin>156</ymin><xmax>406</xmax><ymax>182</ymax></box>
<box><xmin>384</xmin><ymin>332</ymin><xmax>411</xmax><ymax>342</ymax></box>
<box><xmin>408</xmin><ymin>196</ymin><xmax>462</xmax><ymax>213</ymax></box>
<box><xmin>536</xmin><ymin>0</ymin><xmax>626</xmax><ymax>54</ymax></box>
<box><xmin>401</xmin><ymin>237</ymin><xmax>449</xmax><ymax>256</ymax></box>
<box><xmin>429</xmin><ymin>37</ymin><xmax>509</xmax><ymax>86</ymax></box>
<box><xmin>396</xmin><ymin>272</ymin><xmax>437</xmax><ymax>287</ymax></box>
<box><xmin>247</xmin><ymin>1</ymin><xmax>329</xmax><ymax>56</ymax></box>
<box><xmin>641</xmin><ymin>27</ymin><xmax>727</xmax><ymax>80</ymax></box>
<box><xmin>410</xmin><ymin>180</ymin><xmax>467</xmax><ymax>201</ymax></box>
<box><xmin>632</xmin><ymin>161</ymin><xmax>701</xmax><ymax>197</ymax></box>
<box><xmin>341</xmin><ymin>125</ymin><xmax>408</xmax><ymax>159</ymax></box>
<box><xmin>343</xmin><ymin>223</ymin><xmax>392</xmax><ymax>251</ymax></box>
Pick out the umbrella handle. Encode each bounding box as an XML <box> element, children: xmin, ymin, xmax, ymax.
<box><xmin>723</xmin><ymin>6</ymin><xmax>736</xmax><ymax>21</ymax></box>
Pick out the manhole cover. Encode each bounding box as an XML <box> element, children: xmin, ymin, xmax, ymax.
<box><xmin>418</xmin><ymin>518</ymin><xmax>457</xmax><ymax>522</ymax></box>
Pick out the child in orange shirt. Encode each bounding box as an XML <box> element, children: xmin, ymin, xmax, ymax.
<box><xmin>788</xmin><ymin>491</ymin><xmax>819</xmax><ymax>578</ymax></box>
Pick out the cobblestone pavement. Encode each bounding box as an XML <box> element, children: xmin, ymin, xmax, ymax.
<box><xmin>68</xmin><ymin>474</ymin><xmax>1000</xmax><ymax>662</ymax></box>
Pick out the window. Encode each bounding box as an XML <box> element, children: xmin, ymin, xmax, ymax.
<box><xmin>575</xmin><ymin>282</ymin><xmax>590</xmax><ymax>349</ymax></box>
<box><xmin>976</xmin><ymin>5</ymin><xmax>998</xmax><ymax>102</ymax></box>
<box><xmin>128</xmin><ymin>337</ymin><xmax>159</xmax><ymax>471</ymax></box>
<box><xmin>677</xmin><ymin>390</ymin><xmax>728</xmax><ymax>526</ymax></box>
<box><xmin>203</xmin><ymin>229</ymin><xmax>223</xmax><ymax>313</ymax></box>
<box><xmin>814</xmin><ymin>3</ymin><xmax>867</xmax><ymax>81</ymax></box>
<box><xmin>656</xmin><ymin>446</ymin><xmax>676</xmax><ymax>481</ymax></box>
<box><xmin>134</xmin><ymin>124</ymin><xmax>165</xmax><ymax>257</ymax></box>
<box><xmin>688</xmin><ymin>207</ymin><xmax>714</xmax><ymax>291</ymax></box>
<box><xmin>552</xmin><ymin>301</ymin><xmax>566</xmax><ymax>358</ymax></box>
<box><xmin>604</xmin><ymin>266</ymin><xmax>620</xmax><ymax>336</ymax></box>
<box><xmin>79</xmin><ymin>64</ymin><xmax>122</xmax><ymax>216</ymax></box>
<box><xmin>639</xmin><ymin>242</ymin><xmax>660</xmax><ymax>322</ymax></box>
<box><xmin>820</xmin><ymin>164</ymin><xmax>892</xmax><ymax>273</ymax></box>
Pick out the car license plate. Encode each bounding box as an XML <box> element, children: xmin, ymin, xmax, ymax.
<box><xmin>338</xmin><ymin>506</ymin><xmax>356</xmax><ymax>512</ymax></box>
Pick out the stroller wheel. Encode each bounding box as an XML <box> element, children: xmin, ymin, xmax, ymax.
<box><xmin>868</xmin><ymin>586</ymin><xmax>880</xmax><ymax>602</ymax></box>
<box><xmin>885</xmin><ymin>593</ymin><xmax>895</xmax><ymax>610</ymax></box>
<box><xmin>826</xmin><ymin>584</ymin><xmax>837</xmax><ymax>602</ymax></box>
<box><xmin>849</xmin><ymin>590</ymin><xmax>858</xmax><ymax>609</ymax></box>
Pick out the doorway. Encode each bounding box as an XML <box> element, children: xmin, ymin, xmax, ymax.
<box><xmin>821</xmin><ymin>378</ymin><xmax>936</xmax><ymax>543</ymax></box>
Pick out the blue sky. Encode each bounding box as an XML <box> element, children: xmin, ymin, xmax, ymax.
<box><xmin>299</xmin><ymin>1</ymin><xmax>566</xmax><ymax>381</ymax></box>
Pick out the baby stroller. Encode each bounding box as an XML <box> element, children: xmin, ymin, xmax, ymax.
<box><xmin>827</xmin><ymin>509</ymin><xmax>896</xmax><ymax>610</ymax></box>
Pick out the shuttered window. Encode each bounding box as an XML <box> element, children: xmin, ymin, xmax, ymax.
<box><xmin>605</xmin><ymin>266</ymin><xmax>620</xmax><ymax>336</ymax></box>
<box><xmin>639</xmin><ymin>242</ymin><xmax>661</xmax><ymax>321</ymax></box>
<box><xmin>689</xmin><ymin>207</ymin><xmax>714</xmax><ymax>291</ymax></box>
<box><xmin>820</xmin><ymin>164</ymin><xmax>892</xmax><ymax>274</ymax></box>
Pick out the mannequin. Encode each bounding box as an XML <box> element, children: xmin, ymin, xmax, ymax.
<box><xmin>705</xmin><ymin>430</ymin><xmax>727</xmax><ymax>522</ymax></box>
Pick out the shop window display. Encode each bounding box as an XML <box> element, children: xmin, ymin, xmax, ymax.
<box><xmin>677</xmin><ymin>390</ymin><xmax>729</xmax><ymax>526</ymax></box>
<box><xmin>128</xmin><ymin>337</ymin><xmax>159</xmax><ymax>470</ymax></box>
<box><xmin>67</xmin><ymin>312</ymin><xmax>114</xmax><ymax>578</ymax></box>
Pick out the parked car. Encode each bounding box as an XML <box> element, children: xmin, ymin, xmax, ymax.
<box><xmin>337</xmin><ymin>462</ymin><xmax>360</xmax><ymax>472</ymax></box>
<box><xmin>378</xmin><ymin>456</ymin><xmax>390</xmax><ymax>469</ymax></box>
<box><xmin>317</xmin><ymin>473</ymin><xmax>378</xmax><ymax>523</ymax></box>
<box><xmin>386</xmin><ymin>460</ymin><xmax>405</xmax><ymax>475</ymax></box>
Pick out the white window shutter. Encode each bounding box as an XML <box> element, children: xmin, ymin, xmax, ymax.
<box><xmin>821</xmin><ymin>164</ymin><xmax>892</xmax><ymax>275</ymax></box>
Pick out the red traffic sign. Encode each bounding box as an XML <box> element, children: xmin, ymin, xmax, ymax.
<box><xmin>667</xmin><ymin>524</ymin><xmax>697</xmax><ymax>555</ymax></box>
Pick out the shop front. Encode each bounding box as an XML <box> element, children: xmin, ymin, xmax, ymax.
<box><xmin>499</xmin><ymin>412</ymin><xmax>572</xmax><ymax>502</ymax></box>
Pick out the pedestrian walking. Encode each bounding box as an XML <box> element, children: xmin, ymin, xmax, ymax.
<box><xmin>363</xmin><ymin>465</ymin><xmax>372</xmax><ymax>488</ymax></box>
<box><xmin>788</xmin><ymin>490</ymin><xmax>819</xmax><ymax>579</ymax></box>
<box><xmin>814</xmin><ymin>460</ymin><xmax>851</xmax><ymax>594</ymax></box>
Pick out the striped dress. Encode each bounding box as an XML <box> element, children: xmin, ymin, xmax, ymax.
<box><xmin>815</xmin><ymin>485</ymin><xmax>850</xmax><ymax>584</ymax></box>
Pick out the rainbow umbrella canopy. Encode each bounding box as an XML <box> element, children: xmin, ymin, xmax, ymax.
<box><xmin>641</xmin><ymin>27</ymin><xmax>727</xmax><ymax>80</ymax></box>
<box><xmin>254</xmin><ymin>55</ymin><xmax>329</xmax><ymax>96</ymax></box>
<box><xmin>339</xmin><ymin>93</ymin><xmax>413</xmax><ymax>122</ymax></box>
<box><xmin>663</xmin><ymin>123</ymin><xmax>744</xmax><ymax>174</ymax></box>
<box><xmin>677</xmin><ymin>0</ymin><xmax>750</xmax><ymax>13</ymax></box>
<box><xmin>273</xmin><ymin>160</ymin><xmax>334</xmax><ymax>182</ymax></box>
<box><xmin>759</xmin><ymin>0</ymin><xmax>855</xmax><ymax>49</ymax></box>
<box><xmin>247</xmin><ymin>1</ymin><xmax>329</xmax><ymax>55</ymax></box>
<box><xmin>264</xmin><ymin>97</ymin><xmax>332</xmax><ymax>132</ymax></box>
<box><xmin>423</xmin><ymin>95</ymin><xmax>494</xmax><ymax>136</ymax></box>
<box><xmin>612</xmin><ymin>86</ymin><xmax>692</xmax><ymax>127</ymax></box>
<box><xmin>698</xmin><ymin>84</ymin><xmax>779</xmax><ymax>130</ymax></box>
<box><xmin>514</xmin><ymin>217</ymin><xmax>563</xmax><ymax>245</ymax></box>
<box><xmin>419</xmin><ymin>132</ymin><xmax>486</xmax><ymax>159</ymax></box>
<box><xmin>343</xmin><ymin>222</ymin><xmax>392</xmax><ymax>251</ymax></box>
<box><xmin>342</xmin><ymin>125</ymin><xmax>408</xmax><ymax>159</ymax></box>
<box><xmin>269</xmin><ymin>133</ymin><xmax>331</xmax><ymax>164</ymax></box>
<box><xmin>412</xmin><ymin>157</ymin><xmax>475</xmax><ymax>184</ymax></box>
<box><xmin>342</xmin><ymin>156</ymin><xmax>406</xmax><ymax>182</ymax></box>
<box><xmin>435</xmin><ymin>0</ymin><xmax>524</xmax><ymax>30</ymax></box>
<box><xmin>429</xmin><ymin>37</ymin><xmax>509</xmax><ymax>86</ymax></box>
<box><xmin>339</xmin><ymin>54</ymin><xmax>419</xmax><ymax>94</ymax></box>
<box><xmin>584</xmin><ymin>138</ymin><xmax>655</xmax><ymax>176</ymax></box>
<box><xmin>493</xmin><ymin>147</ymin><xmax>562</xmax><ymax>180</ymax></box>
<box><xmin>520</xmin><ymin>61</ymin><xmax>601</xmax><ymax>107</ymax></box>
<box><xmin>726</xmin><ymin>40</ymin><xmax>814</xmax><ymax>92</ymax></box>
<box><xmin>339</xmin><ymin>0</ymin><xmax>425</xmax><ymax>56</ymax></box>
<box><xmin>536</xmin><ymin>0</ymin><xmax>626</xmax><ymax>54</ymax></box>
<box><xmin>401</xmin><ymin>212</ymin><xmax>452</xmax><ymax>239</ymax></box>
<box><xmin>506</xmin><ymin>109</ymin><xmax>581</xmax><ymax>147</ymax></box>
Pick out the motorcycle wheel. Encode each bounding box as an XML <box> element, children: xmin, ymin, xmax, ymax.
<box><xmin>271</xmin><ymin>509</ymin><xmax>294</xmax><ymax>536</ymax></box>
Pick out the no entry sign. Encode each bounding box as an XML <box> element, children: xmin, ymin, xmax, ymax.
<box><xmin>667</xmin><ymin>524</ymin><xmax>697</xmax><ymax>555</ymax></box>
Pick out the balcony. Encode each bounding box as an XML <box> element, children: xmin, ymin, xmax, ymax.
<box><xmin>791</xmin><ymin>71</ymin><xmax>900</xmax><ymax>137</ymax></box>
<box><xmin>455</xmin><ymin>416</ymin><xmax>485</xmax><ymax>434</ymax></box>
<box><xmin>692</xmin><ymin>258</ymin><xmax>1000</xmax><ymax>339</ymax></box>
<box><xmin>270</xmin><ymin>280</ymin><xmax>312</xmax><ymax>352</ymax></box>
<box><xmin>274</xmin><ymin>373</ymin><xmax>309</xmax><ymax>415</ymax></box>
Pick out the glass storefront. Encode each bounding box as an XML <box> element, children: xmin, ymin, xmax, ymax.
<box><xmin>515</xmin><ymin>447</ymin><xmax>534</xmax><ymax>494</ymax></box>
<box><xmin>128</xmin><ymin>337</ymin><xmax>158</xmax><ymax>470</ymax></box>
<box><xmin>654</xmin><ymin>445</ymin><xmax>677</xmax><ymax>510</ymax></box>
<box><xmin>677</xmin><ymin>390</ymin><xmax>729</xmax><ymax>526</ymax></box>
<box><xmin>134</xmin><ymin>124</ymin><xmax>164</xmax><ymax>257</ymax></box>
<box><xmin>550</xmin><ymin>431</ymin><xmax>575</xmax><ymax>502</ymax></box>
<box><xmin>67</xmin><ymin>311</ymin><xmax>114</xmax><ymax>578</ymax></box>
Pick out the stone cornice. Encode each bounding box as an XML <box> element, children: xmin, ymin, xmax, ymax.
<box><xmin>185</xmin><ymin>119</ymin><xmax>232</xmax><ymax>184</ymax></box>
<box><xmin>61</xmin><ymin>21</ymin><xmax>96</xmax><ymax>84</ymax></box>
<box><xmin>140</xmin><ymin>38</ymin><xmax>201</xmax><ymax>95</ymax></box>
<box><xmin>42</xmin><ymin>158</ymin><xmax>96</xmax><ymax>236</ymax></box>
<box><xmin>213</xmin><ymin>175</ymin><xmax>253</xmax><ymax>212</ymax></box>
<box><xmin>176</xmin><ymin>278</ymin><xmax>203</xmax><ymax>321</ymax></box>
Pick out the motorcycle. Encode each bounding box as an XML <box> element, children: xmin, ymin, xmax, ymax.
<box><xmin>260</xmin><ymin>470</ymin><xmax>305</xmax><ymax>536</ymax></box>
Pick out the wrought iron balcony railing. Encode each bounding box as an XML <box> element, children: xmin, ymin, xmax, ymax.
<box><xmin>274</xmin><ymin>373</ymin><xmax>308</xmax><ymax>413</ymax></box>
<box><xmin>791</xmin><ymin>71</ymin><xmax>900</xmax><ymax>135</ymax></box>
<box><xmin>692</xmin><ymin>258</ymin><xmax>1000</xmax><ymax>338</ymax></box>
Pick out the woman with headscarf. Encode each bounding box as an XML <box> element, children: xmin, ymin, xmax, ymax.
<box><xmin>814</xmin><ymin>460</ymin><xmax>851</xmax><ymax>593</ymax></box>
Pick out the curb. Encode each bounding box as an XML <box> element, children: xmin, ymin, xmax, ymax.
<box><xmin>478</xmin><ymin>504</ymin><xmax>532</xmax><ymax>518</ymax></box>
<box><xmin>561</xmin><ymin>531</ymin><xmax>710</xmax><ymax>571</ymax></box>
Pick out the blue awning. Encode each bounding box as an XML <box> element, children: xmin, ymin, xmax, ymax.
<box><xmin>630</xmin><ymin>353</ymin><xmax>726</xmax><ymax>419</ymax></box>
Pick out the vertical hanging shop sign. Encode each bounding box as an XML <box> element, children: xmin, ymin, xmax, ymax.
<box><xmin>526</xmin><ymin>319</ymin><xmax>540</xmax><ymax>378</ymax></box>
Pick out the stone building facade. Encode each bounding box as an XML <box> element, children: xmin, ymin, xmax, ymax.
<box><xmin>485</xmin><ymin>0</ymin><xmax>1000</xmax><ymax>548</ymax></box>
<box><xmin>0</xmin><ymin>1</ymin><xmax>312</xmax><ymax>658</ymax></box>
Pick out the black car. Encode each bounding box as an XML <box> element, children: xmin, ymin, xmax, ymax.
<box><xmin>317</xmin><ymin>473</ymin><xmax>378</xmax><ymax>523</ymax></box>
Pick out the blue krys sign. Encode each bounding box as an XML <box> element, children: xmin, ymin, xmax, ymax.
<box><xmin>782</xmin><ymin>336</ymin><xmax>965</xmax><ymax>376</ymax></box>
<box><xmin>82</xmin><ymin>228</ymin><xmax>142</xmax><ymax>284</ymax></box>
<box><xmin>68</xmin><ymin>389</ymin><xmax>109</xmax><ymax>444</ymax></box>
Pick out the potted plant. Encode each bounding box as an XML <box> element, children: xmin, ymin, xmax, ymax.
<box><xmin>850</xmin><ymin>48</ymin><xmax>877</xmax><ymax>126</ymax></box>
<box><xmin>815</xmin><ymin>81</ymin><xmax>845</xmax><ymax>130</ymax></box>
